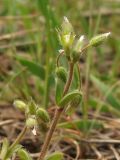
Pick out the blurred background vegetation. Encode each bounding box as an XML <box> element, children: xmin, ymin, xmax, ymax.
<box><xmin>0</xmin><ymin>0</ymin><xmax>120</xmax><ymax>159</ymax></box>
<box><xmin>0</xmin><ymin>0</ymin><xmax>120</xmax><ymax>115</ymax></box>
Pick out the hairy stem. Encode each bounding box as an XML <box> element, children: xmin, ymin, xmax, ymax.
<box><xmin>63</xmin><ymin>62</ymin><xmax>74</xmax><ymax>96</ymax></box>
<box><xmin>38</xmin><ymin>61</ymin><xmax>74</xmax><ymax>160</ymax></box>
<box><xmin>38</xmin><ymin>108</ymin><xmax>62</xmax><ymax>160</ymax></box>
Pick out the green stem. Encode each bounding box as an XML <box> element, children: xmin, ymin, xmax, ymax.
<box><xmin>38</xmin><ymin>61</ymin><xmax>74</xmax><ymax>160</ymax></box>
<box><xmin>9</xmin><ymin>126</ymin><xmax>27</xmax><ymax>150</ymax></box>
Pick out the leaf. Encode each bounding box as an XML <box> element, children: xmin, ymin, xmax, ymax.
<box><xmin>58</xmin><ymin>120</ymin><xmax>103</xmax><ymax>132</ymax></box>
<box><xmin>17</xmin><ymin>148</ymin><xmax>32</xmax><ymax>160</ymax></box>
<box><xmin>45</xmin><ymin>151</ymin><xmax>63</xmax><ymax>160</ymax></box>
<box><xmin>71</xmin><ymin>64</ymin><xmax>80</xmax><ymax>89</ymax></box>
<box><xmin>16</xmin><ymin>56</ymin><xmax>55</xmax><ymax>88</ymax></box>
<box><xmin>16</xmin><ymin>56</ymin><xmax>45</xmax><ymax>80</ymax></box>
<box><xmin>0</xmin><ymin>138</ymin><xmax>9</xmax><ymax>159</ymax></box>
<box><xmin>90</xmin><ymin>75</ymin><xmax>120</xmax><ymax>111</ymax></box>
<box><xmin>58</xmin><ymin>90</ymin><xmax>82</xmax><ymax>108</ymax></box>
<box><xmin>37</xmin><ymin>0</ymin><xmax>59</xmax><ymax>52</ymax></box>
<box><xmin>6</xmin><ymin>144</ymin><xmax>22</xmax><ymax>159</ymax></box>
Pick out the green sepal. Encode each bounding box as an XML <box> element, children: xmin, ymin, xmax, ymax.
<box><xmin>28</xmin><ymin>99</ymin><xmax>37</xmax><ymax>115</ymax></box>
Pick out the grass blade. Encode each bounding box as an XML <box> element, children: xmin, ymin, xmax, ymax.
<box><xmin>90</xmin><ymin>74</ymin><xmax>120</xmax><ymax>111</ymax></box>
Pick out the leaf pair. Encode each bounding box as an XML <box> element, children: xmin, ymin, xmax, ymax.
<box><xmin>58</xmin><ymin>90</ymin><xmax>82</xmax><ymax>108</ymax></box>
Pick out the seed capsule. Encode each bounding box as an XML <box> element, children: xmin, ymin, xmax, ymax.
<box><xmin>62</xmin><ymin>17</ymin><xmax>74</xmax><ymax>35</ymax></box>
<box><xmin>58</xmin><ymin>17</ymin><xmax>75</xmax><ymax>59</ymax></box>
<box><xmin>55</xmin><ymin>66</ymin><xmax>67</xmax><ymax>83</ymax></box>
<box><xmin>13</xmin><ymin>100</ymin><xmax>26</xmax><ymax>112</ymax></box>
<box><xmin>90</xmin><ymin>32</ymin><xmax>111</xmax><ymax>46</ymax></box>
<box><xmin>74</xmin><ymin>35</ymin><xmax>85</xmax><ymax>52</ymax></box>
<box><xmin>28</xmin><ymin>99</ymin><xmax>37</xmax><ymax>115</ymax></box>
<box><xmin>71</xmin><ymin>35</ymin><xmax>86</xmax><ymax>62</ymax></box>
<box><xmin>26</xmin><ymin>117</ymin><xmax>37</xmax><ymax>128</ymax></box>
<box><xmin>36</xmin><ymin>108</ymin><xmax>50</xmax><ymax>123</ymax></box>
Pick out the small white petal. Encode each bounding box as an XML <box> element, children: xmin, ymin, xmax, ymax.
<box><xmin>80</xmin><ymin>35</ymin><xmax>85</xmax><ymax>42</ymax></box>
<box><xmin>64</xmin><ymin>16</ymin><xmax>69</xmax><ymax>23</ymax></box>
<box><xmin>65</xmin><ymin>34</ymin><xmax>70</xmax><ymax>43</ymax></box>
<box><xmin>105</xmin><ymin>32</ymin><xmax>111</xmax><ymax>37</ymax></box>
<box><xmin>32</xmin><ymin>127</ymin><xmax>37</xmax><ymax>136</ymax></box>
<box><xmin>58</xmin><ymin>49</ymin><xmax>64</xmax><ymax>53</ymax></box>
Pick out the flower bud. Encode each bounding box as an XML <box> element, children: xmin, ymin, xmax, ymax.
<box><xmin>55</xmin><ymin>66</ymin><xmax>67</xmax><ymax>83</ymax></box>
<box><xmin>28</xmin><ymin>99</ymin><xmax>37</xmax><ymax>115</ymax></box>
<box><xmin>71</xmin><ymin>51</ymin><xmax>80</xmax><ymax>63</ymax></box>
<box><xmin>74</xmin><ymin>35</ymin><xmax>85</xmax><ymax>52</ymax></box>
<box><xmin>58</xmin><ymin>17</ymin><xmax>75</xmax><ymax>59</ymax></box>
<box><xmin>71</xmin><ymin>35</ymin><xmax>86</xmax><ymax>62</ymax></box>
<box><xmin>26</xmin><ymin>117</ymin><xmax>37</xmax><ymax>128</ymax></box>
<box><xmin>62</xmin><ymin>16</ymin><xmax>74</xmax><ymax>35</ymax></box>
<box><xmin>36</xmin><ymin>108</ymin><xmax>50</xmax><ymax>123</ymax></box>
<box><xmin>60</xmin><ymin>34</ymin><xmax>75</xmax><ymax>47</ymax></box>
<box><xmin>13</xmin><ymin>100</ymin><xmax>26</xmax><ymax>112</ymax></box>
<box><xmin>89</xmin><ymin>32</ymin><xmax>111</xmax><ymax>46</ymax></box>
